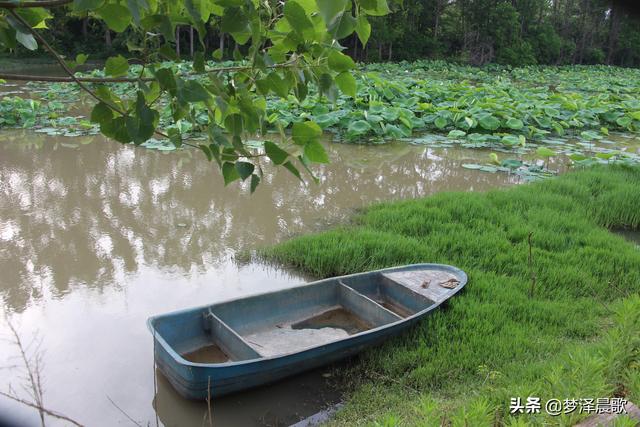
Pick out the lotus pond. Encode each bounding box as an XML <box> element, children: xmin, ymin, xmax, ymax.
<box><xmin>2</xmin><ymin>60</ymin><xmax>640</xmax><ymax>181</ymax></box>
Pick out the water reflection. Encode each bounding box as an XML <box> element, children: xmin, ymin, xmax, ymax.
<box><xmin>154</xmin><ymin>367</ymin><xmax>344</xmax><ymax>427</ymax></box>
<box><xmin>0</xmin><ymin>130</ymin><xmax>518</xmax><ymax>314</ymax></box>
<box><xmin>0</xmin><ymin>129</ymin><xmax>519</xmax><ymax>426</ymax></box>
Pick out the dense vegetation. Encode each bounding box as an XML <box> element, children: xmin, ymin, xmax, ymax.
<box><xmin>3</xmin><ymin>1</ymin><xmax>640</xmax><ymax>67</ymax></box>
<box><xmin>3</xmin><ymin>60</ymin><xmax>639</xmax><ymax>182</ymax></box>
<box><xmin>263</xmin><ymin>164</ymin><xmax>640</xmax><ymax>425</ymax></box>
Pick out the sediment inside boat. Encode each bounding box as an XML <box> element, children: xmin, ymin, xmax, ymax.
<box><xmin>242</xmin><ymin>307</ymin><xmax>373</xmax><ymax>357</ymax></box>
<box><xmin>182</xmin><ymin>344</ymin><xmax>231</xmax><ymax>363</ymax></box>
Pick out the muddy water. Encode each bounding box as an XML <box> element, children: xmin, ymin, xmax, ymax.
<box><xmin>0</xmin><ymin>128</ymin><xmax>532</xmax><ymax>426</ymax></box>
<box><xmin>615</xmin><ymin>229</ymin><xmax>640</xmax><ymax>246</ymax></box>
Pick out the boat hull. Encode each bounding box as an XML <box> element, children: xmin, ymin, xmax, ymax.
<box><xmin>148</xmin><ymin>263</ymin><xmax>467</xmax><ymax>399</ymax></box>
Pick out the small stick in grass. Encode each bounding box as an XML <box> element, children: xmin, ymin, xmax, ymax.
<box><xmin>528</xmin><ymin>232</ymin><xmax>537</xmax><ymax>298</ymax></box>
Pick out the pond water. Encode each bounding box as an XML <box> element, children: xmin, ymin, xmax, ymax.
<box><xmin>0</xmin><ymin>128</ymin><xmax>537</xmax><ymax>426</ymax></box>
<box><xmin>615</xmin><ymin>229</ymin><xmax>640</xmax><ymax>246</ymax></box>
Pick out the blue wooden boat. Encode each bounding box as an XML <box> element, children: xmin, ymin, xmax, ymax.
<box><xmin>148</xmin><ymin>263</ymin><xmax>467</xmax><ymax>399</ymax></box>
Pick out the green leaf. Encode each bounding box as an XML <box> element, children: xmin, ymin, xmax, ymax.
<box><xmin>616</xmin><ymin>116</ymin><xmax>632</xmax><ymax>127</ymax></box>
<box><xmin>16</xmin><ymin>8</ymin><xmax>51</xmax><ymax>29</ymax></box>
<box><xmin>222</xmin><ymin>162</ymin><xmax>241</xmax><ymax>185</ymax></box>
<box><xmin>536</xmin><ymin>147</ymin><xmax>556</xmax><ymax>157</ymax></box>
<box><xmin>250</xmin><ymin>174</ymin><xmax>260</xmax><ymax>193</ymax></box>
<box><xmin>101</xmin><ymin>116</ymin><xmax>130</xmax><ymax>143</ymax></box>
<box><xmin>168</xmin><ymin>128</ymin><xmax>182</xmax><ymax>148</ymax></box>
<box><xmin>266</xmin><ymin>72</ymin><xmax>289</xmax><ymax>98</ymax></box>
<box><xmin>329</xmin><ymin>12</ymin><xmax>356</xmax><ymax>39</ymax></box>
<box><xmin>90</xmin><ymin>102</ymin><xmax>113</xmax><ymax>124</ymax></box>
<box><xmin>155</xmin><ymin>68</ymin><xmax>177</xmax><ymax>96</ymax></box>
<box><xmin>6</xmin><ymin>15</ymin><xmax>38</xmax><ymax>50</ymax></box>
<box><xmin>596</xmin><ymin>152</ymin><xmax>616</xmax><ymax>160</ymax></box>
<box><xmin>580</xmin><ymin>130</ymin><xmax>602</xmax><ymax>141</ymax></box>
<box><xmin>178</xmin><ymin>79</ymin><xmax>210</xmax><ymax>103</ymax></box>
<box><xmin>264</xmin><ymin>141</ymin><xmax>289</xmax><ymax>165</ymax></box>
<box><xmin>328</xmin><ymin>50</ymin><xmax>355</xmax><ymax>72</ymax></box>
<box><xmin>15</xmin><ymin>31</ymin><xmax>37</xmax><ymax>51</ymax></box>
<box><xmin>355</xmin><ymin>15</ymin><xmax>371</xmax><ymax>46</ymax></box>
<box><xmin>292</xmin><ymin>121</ymin><xmax>322</xmax><ymax>145</ymax></box>
<box><xmin>360</xmin><ymin>0</ymin><xmax>390</xmax><ymax>16</ymax></box>
<box><xmin>158</xmin><ymin>44</ymin><xmax>179</xmax><ymax>61</ymax></box>
<box><xmin>284</xmin><ymin>0</ymin><xmax>313</xmax><ymax>34</ymax></box>
<box><xmin>335</xmin><ymin>72</ymin><xmax>356</xmax><ymax>98</ymax></box>
<box><xmin>448</xmin><ymin>129</ymin><xmax>466</xmax><ymax>138</ymax></box>
<box><xmin>221</xmin><ymin>7</ymin><xmax>248</xmax><ymax>34</ymax></box>
<box><xmin>434</xmin><ymin>117</ymin><xmax>447</xmax><ymax>129</ymax></box>
<box><xmin>506</xmin><ymin>118</ymin><xmax>524</xmax><ymax>130</ymax></box>
<box><xmin>461</xmin><ymin>163</ymin><xmax>483</xmax><ymax>170</ymax></box>
<box><xmin>105</xmin><ymin>55</ymin><xmax>129</xmax><ymax>77</ymax></box>
<box><xmin>318</xmin><ymin>73</ymin><xmax>338</xmax><ymax>102</ymax></box>
<box><xmin>73</xmin><ymin>0</ymin><xmax>105</xmax><ymax>13</ymax></box>
<box><xmin>501</xmin><ymin>159</ymin><xmax>523</xmax><ymax>169</ymax></box>
<box><xmin>317</xmin><ymin>0</ymin><xmax>348</xmax><ymax>27</ymax></box>
<box><xmin>235</xmin><ymin>161</ymin><xmax>255</xmax><ymax>180</ymax></box>
<box><xmin>478</xmin><ymin>114</ymin><xmax>500</xmax><ymax>130</ymax></box>
<box><xmin>193</xmin><ymin>51</ymin><xmax>205</xmax><ymax>73</ymax></box>
<box><xmin>347</xmin><ymin>120</ymin><xmax>371</xmax><ymax>136</ymax></box>
<box><xmin>126</xmin><ymin>0</ymin><xmax>147</xmax><ymax>25</ymax></box>
<box><xmin>199</xmin><ymin>144</ymin><xmax>213</xmax><ymax>161</ymax></box>
<box><xmin>283</xmin><ymin>160</ymin><xmax>302</xmax><ymax>180</ymax></box>
<box><xmin>97</xmin><ymin>4</ymin><xmax>132</xmax><ymax>32</ymax></box>
<box><xmin>501</xmin><ymin>135</ymin><xmax>520</xmax><ymax>146</ymax></box>
<box><xmin>304</xmin><ymin>140</ymin><xmax>329</xmax><ymax>163</ymax></box>
<box><xmin>126</xmin><ymin>92</ymin><xmax>158</xmax><ymax>144</ymax></box>
<box><xmin>75</xmin><ymin>53</ymin><xmax>88</xmax><ymax>65</ymax></box>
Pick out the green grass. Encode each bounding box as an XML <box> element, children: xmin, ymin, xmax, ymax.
<box><xmin>262</xmin><ymin>165</ymin><xmax>640</xmax><ymax>426</ymax></box>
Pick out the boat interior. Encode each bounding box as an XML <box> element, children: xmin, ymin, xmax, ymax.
<box><xmin>151</xmin><ymin>268</ymin><xmax>462</xmax><ymax>364</ymax></box>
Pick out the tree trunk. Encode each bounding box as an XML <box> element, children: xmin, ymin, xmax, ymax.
<box><xmin>82</xmin><ymin>17</ymin><xmax>88</xmax><ymax>41</ymax></box>
<box><xmin>105</xmin><ymin>28</ymin><xmax>112</xmax><ymax>48</ymax></box>
<box><xmin>204</xmin><ymin>24</ymin><xmax>210</xmax><ymax>53</ymax></box>
<box><xmin>219</xmin><ymin>33</ymin><xmax>225</xmax><ymax>59</ymax></box>
<box><xmin>576</xmin><ymin>0</ymin><xmax>590</xmax><ymax>64</ymax></box>
<box><xmin>434</xmin><ymin>0</ymin><xmax>441</xmax><ymax>40</ymax></box>
<box><xmin>176</xmin><ymin>26</ymin><xmax>181</xmax><ymax>57</ymax></box>
<box><xmin>388</xmin><ymin>41</ymin><xmax>393</xmax><ymax>61</ymax></box>
<box><xmin>189</xmin><ymin>26</ymin><xmax>194</xmax><ymax>58</ymax></box>
<box><xmin>606</xmin><ymin>4</ymin><xmax>621</xmax><ymax>64</ymax></box>
<box><xmin>353</xmin><ymin>35</ymin><xmax>358</xmax><ymax>61</ymax></box>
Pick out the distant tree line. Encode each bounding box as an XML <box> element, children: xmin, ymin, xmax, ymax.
<box><xmin>355</xmin><ymin>0</ymin><xmax>640</xmax><ymax>66</ymax></box>
<box><xmin>3</xmin><ymin>0</ymin><xmax>640</xmax><ymax>67</ymax></box>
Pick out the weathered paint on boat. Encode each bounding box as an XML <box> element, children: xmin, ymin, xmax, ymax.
<box><xmin>148</xmin><ymin>263</ymin><xmax>467</xmax><ymax>399</ymax></box>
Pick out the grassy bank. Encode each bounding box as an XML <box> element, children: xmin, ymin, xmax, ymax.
<box><xmin>262</xmin><ymin>165</ymin><xmax>640</xmax><ymax>426</ymax></box>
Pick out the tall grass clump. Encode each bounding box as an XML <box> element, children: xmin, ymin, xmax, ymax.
<box><xmin>262</xmin><ymin>165</ymin><xmax>640</xmax><ymax>426</ymax></box>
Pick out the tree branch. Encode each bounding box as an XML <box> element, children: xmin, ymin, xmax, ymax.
<box><xmin>0</xmin><ymin>73</ymin><xmax>155</xmax><ymax>83</ymax></box>
<box><xmin>0</xmin><ymin>60</ymin><xmax>301</xmax><ymax>83</ymax></box>
<box><xmin>0</xmin><ymin>391</ymin><xmax>84</xmax><ymax>427</ymax></box>
<box><xmin>0</xmin><ymin>0</ymin><xmax>72</xmax><ymax>9</ymax></box>
<box><xmin>7</xmin><ymin>9</ymin><xmax>123</xmax><ymax>112</ymax></box>
<box><xmin>4</xmin><ymin>10</ymin><xmax>288</xmax><ymax>158</ymax></box>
